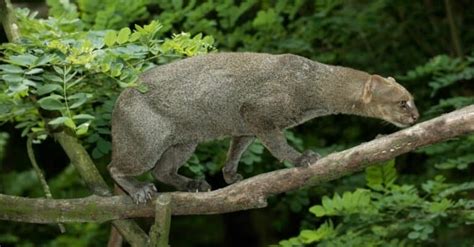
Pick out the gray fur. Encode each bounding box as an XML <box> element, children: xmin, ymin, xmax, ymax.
<box><xmin>108</xmin><ymin>52</ymin><xmax>419</xmax><ymax>203</ymax></box>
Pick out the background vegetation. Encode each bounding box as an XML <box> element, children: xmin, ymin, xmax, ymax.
<box><xmin>0</xmin><ymin>0</ymin><xmax>473</xmax><ymax>246</ymax></box>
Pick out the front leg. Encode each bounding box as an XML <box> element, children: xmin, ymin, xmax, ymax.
<box><xmin>257</xmin><ymin>129</ymin><xmax>320</xmax><ymax>166</ymax></box>
<box><xmin>240</xmin><ymin>95</ymin><xmax>320</xmax><ymax>167</ymax></box>
<box><xmin>223</xmin><ymin>136</ymin><xmax>255</xmax><ymax>184</ymax></box>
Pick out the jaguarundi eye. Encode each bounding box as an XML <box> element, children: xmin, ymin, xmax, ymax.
<box><xmin>399</xmin><ymin>101</ymin><xmax>408</xmax><ymax>109</ymax></box>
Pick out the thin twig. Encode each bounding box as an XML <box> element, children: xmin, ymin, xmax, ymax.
<box><xmin>26</xmin><ymin>134</ymin><xmax>66</xmax><ymax>233</ymax></box>
<box><xmin>444</xmin><ymin>0</ymin><xmax>463</xmax><ymax>57</ymax></box>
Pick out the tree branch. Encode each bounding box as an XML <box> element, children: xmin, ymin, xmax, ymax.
<box><xmin>53</xmin><ymin>132</ymin><xmax>150</xmax><ymax>246</ymax></box>
<box><xmin>1</xmin><ymin>105</ymin><xmax>473</xmax><ymax>223</ymax></box>
<box><xmin>149</xmin><ymin>194</ymin><xmax>172</xmax><ymax>247</ymax></box>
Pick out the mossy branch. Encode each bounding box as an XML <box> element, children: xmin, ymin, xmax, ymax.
<box><xmin>53</xmin><ymin>131</ymin><xmax>150</xmax><ymax>246</ymax></box>
<box><xmin>149</xmin><ymin>194</ymin><xmax>172</xmax><ymax>247</ymax></box>
<box><xmin>0</xmin><ymin>105</ymin><xmax>473</xmax><ymax>223</ymax></box>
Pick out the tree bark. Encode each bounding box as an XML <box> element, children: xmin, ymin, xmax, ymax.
<box><xmin>1</xmin><ymin>105</ymin><xmax>473</xmax><ymax>223</ymax></box>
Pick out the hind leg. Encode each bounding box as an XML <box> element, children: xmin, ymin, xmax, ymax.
<box><xmin>108</xmin><ymin>167</ymin><xmax>157</xmax><ymax>204</ymax></box>
<box><xmin>152</xmin><ymin>142</ymin><xmax>211</xmax><ymax>192</ymax></box>
<box><xmin>109</xmin><ymin>132</ymin><xmax>168</xmax><ymax>204</ymax></box>
<box><xmin>108</xmin><ymin>94</ymin><xmax>172</xmax><ymax>203</ymax></box>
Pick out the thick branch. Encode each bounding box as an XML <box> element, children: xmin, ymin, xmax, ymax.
<box><xmin>54</xmin><ymin>132</ymin><xmax>111</xmax><ymax>196</ymax></box>
<box><xmin>53</xmin><ymin>132</ymin><xmax>149</xmax><ymax>246</ymax></box>
<box><xmin>149</xmin><ymin>194</ymin><xmax>172</xmax><ymax>247</ymax></box>
<box><xmin>1</xmin><ymin>105</ymin><xmax>473</xmax><ymax>223</ymax></box>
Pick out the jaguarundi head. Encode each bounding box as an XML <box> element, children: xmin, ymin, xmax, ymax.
<box><xmin>361</xmin><ymin>74</ymin><xmax>419</xmax><ymax>127</ymax></box>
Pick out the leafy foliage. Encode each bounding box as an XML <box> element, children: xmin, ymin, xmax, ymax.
<box><xmin>404</xmin><ymin>55</ymin><xmax>474</xmax><ymax>171</ymax></box>
<box><xmin>280</xmin><ymin>162</ymin><xmax>474</xmax><ymax>246</ymax></box>
<box><xmin>47</xmin><ymin>0</ymin><xmax>151</xmax><ymax>30</ymax></box>
<box><xmin>402</xmin><ymin>55</ymin><xmax>474</xmax><ymax>98</ymax></box>
<box><xmin>365</xmin><ymin>160</ymin><xmax>397</xmax><ymax>191</ymax></box>
<box><xmin>0</xmin><ymin>8</ymin><xmax>214</xmax><ymax>158</ymax></box>
<box><xmin>151</xmin><ymin>0</ymin><xmax>474</xmax><ymax>74</ymax></box>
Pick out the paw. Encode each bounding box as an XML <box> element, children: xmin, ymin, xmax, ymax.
<box><xmin>222</xmin><ymin>169</ymin><xmax>243</xmax><ymax>184</ymax></box>
<box><xmin>186</xmin><ymin>180</ymin><xmax>211</xmax><ymax>192</ymax></box>
<box><xmin>130</xmin><ymin>183</ymin><xmax>157</xmax><ymax>204</ymax></box>
<box><xmin>295</xmin><ymin>150</ymin><xmax>321</xmax><ymax>167</ymax></box>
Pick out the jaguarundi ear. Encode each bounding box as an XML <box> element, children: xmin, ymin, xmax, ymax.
<box><xmin>362</xmin><ymin>75</ymin><xmax>385</xmax><ymax>104</ymax></box>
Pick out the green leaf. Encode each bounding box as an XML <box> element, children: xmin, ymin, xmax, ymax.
<box><xmin>76</xmin><ymin>122</ymin><xmax>90</xmax><ymax>135</ymax></box>
<box><xmin>97</xmin><ymin>138</ymin><xmax>111</xmax><ymax>153</ymax></box>
<box><xmin>104</xmin><ymin>30</ymin><xmax>117</xmax><ymax>47</ymax></box>
<box><xmin>8</xmin><ymin>54</ymin><xmax>38</xmax><ymax>66</ymax></box>
<box><xmin>72</xmin><ymin>114</ymin><xmax>95</xmax><ymax>120</ymax></box>
<box><xmin>172</xmin><ymin>0</ymin><xmax>183</xmax><ymax>9</ymax></box>
<box><xmin>36</xmin><ymin>84</ymin><xmax>62</xmax><ymax>95</ymax></box>
<box><xmin>38</xmin><ymin>96</ymin><xmax>64</xmax><ymax>110</ymax></box>
<box><xmin>22</xmin><ymin>79</ymin><xmax>37</xmax><ymax>87</ymax></box>
<box><xmin>68</xmin><ymin>93</ymin><xmax>92</xmax><ymax>109</ymax></box>
<box><xmin>413</xmin><ymin>224</ymin><xmax>424</xmax><ymax>231</ymax></box>
<box><xmin>408</xmin><ymin>231</ymin><xmax>420</xmax><ymax>240</ymax></box>
<box><xmin>53</xmin><ymin>66</ymin><xmax>63</xmax><ymax>75</ymax></box>
<box><xmin>43</xmin><ymin>74</ymin><xmax>63</xmax><ymax>82</ymax></box>
<box><xmin>427</xmin><ymin>198</ymin><xmax>453</xmax><ymax>213</ymax></box>
<box><xmin>342</xmin><ymin>191</ymin><xmax>353</xmax><ymax>209</ymax></box>
<box><xmin>64</xmin><ymin>117</ymin><xmax>76</xmax><ymax>129</ymax></box>
<box><xmin>331</xmin><ymin>193</ymin><xmax>343</xmax><ymax>211</ymax></box>
<box><xmin>110</xmin><ymin>63</ymin><xmax>124</xmax><ymax>77</ymax></box>
<box><xmin>309</xmin><ymin>205</ymin><xmax>326</xmax><ymax>217</ymax></box>
<box><xmin>0</xmin><ymin>64</ymin><xmax>24</xmax><ymax>73</ymax></box>
<box><xmin>299</xmin><ymin>230</ymin><xmax>321</xmax><ymax>244</ymax></box>
<box><xmin>2</xmin><ymin>74</ymin><xmax>24</xmax><ymax>83</ymax></box>
<box><xmin>129</xmin><ymin>32</ymin><xmax>141</xmax><ymax>42</ymax></box>
<box><xmin>92</xmin><ymin>147</ymin><xmax>104</xmax><ymax>159</ymax></box>
<box><xmin>371</xmin><ymin>225</ymin><xmax>388</xmax><ymax>237</ymax></box>
<box><xmin>25</xmin><ymin>68</ymin><xmax>44</xmax><ymax>75</ymax></box>
<box><xmin>321</xmin><ymin>196</ymin><xmax>335</xmax><ymax>214</ymax></box>
<box><xmin>366</xmin><ymin>159</ymin><xmax>397</xmax><ymax>190</ymax></box>
<box><xmin>49</xmin><ymin>116</ymin><xmax>75</xmax><ymax>129</ymax></box>
<box><xmin>48</xmin><ymin>116</ymin><xmax>69</xmax><ymax>125</ymax></box>
<box><xmin>298</xmin><ymin>221</ymin><xmax>335</xmax><ymax>244</ymax></box>
<box><xmin>117</xmin><ymin>27</ymin><xmax>131</xmax><ymax>44</ymax></box>
<box><xmin>35</xmin><ymin>54</ymin><xmax>54</xmax><ymax>66</ymax></box>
